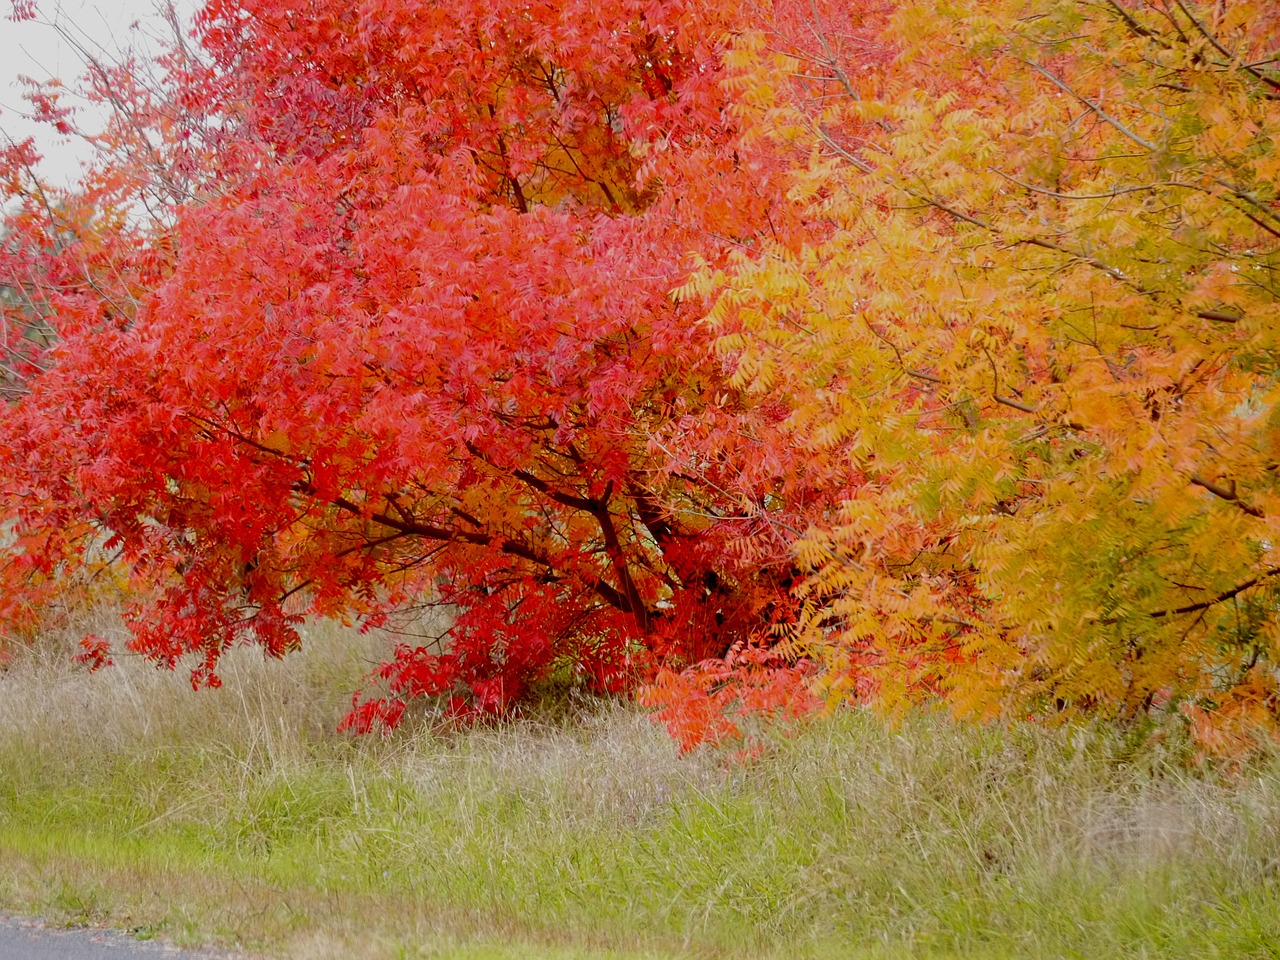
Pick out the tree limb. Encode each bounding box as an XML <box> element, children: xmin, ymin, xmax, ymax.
<box><xmin>1189</xmin><ymin>474</ymin><xmax>1264</xmax><ymax>518</ymax></box>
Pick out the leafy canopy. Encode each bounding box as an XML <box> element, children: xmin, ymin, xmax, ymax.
<box><xmin>697</xmin><ymin>0</ymin><xmax>1280</xmax><ymax>747</ymax></box>
<box><xmin>0</xmin><ymin>0</ymin><xmax>818</xmax><ymax>721</ymax></box>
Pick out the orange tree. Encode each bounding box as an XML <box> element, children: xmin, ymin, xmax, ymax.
<box><xmin>695</xmin><ymin>0</ymin><xmax>1280</xmax><ymax>746</ymax></box>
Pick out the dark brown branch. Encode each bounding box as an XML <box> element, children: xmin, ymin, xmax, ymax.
<box><xmin>1146</xmin><ymin>567</ymin><xmax>1280</xmax><ymax>620</ymax></box>
<box><xmin>588</xmin><ymin>482</ymin><xmax>651</xmax><ymax>631</ymax></box>
<box><xmin>994</xmin><ymin>394</ymin><xmax>1038</xmax><ymax>414</ymax></box>
<box><xmin>987</xmin><ymin>393</ymin><xmax>1084</xmax><ymax>431</ymax></box>
<box><xmin>627</xmin><ymin>482</ymin><xmax>676</xmax><ymax>544</ymax></box>
<box><xmin>511</xmin><ymin>467</ymin><xmax>599</xmax><ymax>512</ymax></box>
<box><xmin>982</xmin><ymin>391</ymin><xmax>1266</xmax><ymax>519</ymax></box>
<box><xmin>449</xmin><ymin>506</ymin><xmax>484</xmax><ymax>528</ymax></box>
<box><xmin>1210</xmin><ymin>177</ymin><xmax>1280</xmax><ymax>228</ymax></box>
<box><xmin>1189</xmin><ymin>474</ymin><xmax>1264</xmax><ymax>518</ymax></box>
<box><xmin>183</xmin><ymin>414</ymin><xmax>300</xmax><ymax>465</ymax></box>
<box><xmin>486</xmin><ymin>103</ymin><xmax>528</xmax><ymax>214</ymax></box>
<box><xmin>1102</xmin><ymin>0</ymin><xmax>1157</xmax><ymax>41</ymax></box>
<box><xmin>324</xmin><ymin>493</ymin><xmax>634</xmax><ymax>614</ymax></box>
<box><xmin>1096</xmin><ymin>568</ymin><xmax>1280</xmax><ymax>625</ymax></box>
<box><xmin>863</xmin><ymin>315</ymin><xmax>944</xmax><ymax>385</ymax></box>
<box><xmin>463</xmin><ymin>440</ymin><xmax>599</xmax><ymax>512</ymax></box>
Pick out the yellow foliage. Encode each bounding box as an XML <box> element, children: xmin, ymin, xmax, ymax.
<box><xmin>710</xmin><ymin>0</ymin><xmax>1280</xmax><ymax>743</ymax></box>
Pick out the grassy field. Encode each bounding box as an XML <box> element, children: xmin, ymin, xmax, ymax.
<box><xmin>1</xmin><ymin>614</ymin><xmax>1278</xmax><ymax>959</ymax></box>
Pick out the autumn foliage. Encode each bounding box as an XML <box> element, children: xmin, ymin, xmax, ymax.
<box><xmin>1</xmin><ymin>0</ymin><xmax>814</xmax><ymax>721</ymax></box>
<box><xmin>3</xmin><ymin>0</ymin><xmax>1280</xmax><ymax>753</ymax></box>
<box><xmin>701</xmin><ymin>0</ymin><xmax>1280</xmax><ymax>751</ymax></box>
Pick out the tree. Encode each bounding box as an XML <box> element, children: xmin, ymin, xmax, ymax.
<box><xmin>699</xmin><ymin>0</ymin><xmax>1280</xmax><ymax>748</ymax></box>
<box><xmin>0</xmin><ymin>0</ymin><xmax>823</xmax><ymax>721</ymax></box>
<box><xmin>0</xmin><ymin>115</ymin><xmax>177</xmax><ymax>637</ymax></box>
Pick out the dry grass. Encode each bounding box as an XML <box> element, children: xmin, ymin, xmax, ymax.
<box><xmin>0</xmin><ymin>607</ymin><xmax>409</xmax><ymax>750</ymax></box>
<box><xmin>1</xmin><ymin>612</ymin><xmax>1279</xmax><ymax>958</ymax></box>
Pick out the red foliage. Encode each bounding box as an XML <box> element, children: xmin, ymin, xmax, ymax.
<box><xmin>0</xmin><ymin>0</ymin><xmax>825</xmax><ymax>727</ymax></box>
<box><xmin>639</xmin><ymin>641</ymin><xmax>820</xmax><ymax>753</ymax></box>
<box><xmin>71</xmin><ymin>635</ymin><xmax>114</xmax><ymax>673</ymax></box>
<box><xmin>337</xmin><ymin>694</ymin><xmax>405</xmax><ymax>734</ymax></box>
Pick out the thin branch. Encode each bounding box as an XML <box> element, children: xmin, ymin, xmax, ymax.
<box><xmin>462</xmin><ymin>440</ymin><xmax>599</xmax><ymax>513</ymax></box>
<box><xmin>1146</xmin><ymin>567</ymin><xmax>1280</xmax><ymax>620</ymax></box>
<box><xmin>1196</xmin><ymin>309</ymin><xmax>1243</xmax><ymax>323</ymax></box>
<box><xmin>1213</xmin><ymin>178</ymin><xmax>1280</xmax><ymax>230</ymax></box>
<box><xmin>1101</xmin><ymin>0</ymin><xmax>1157</xmax><ymax>41</ymax></box>
<box><xmin>1022</xmin><ymin>59</ymin><xmax>1158</xmax><ymax>151</ymax></box>
<box><xmin>993</xmin><ymin>169</ymin><xmax>1195</xmax><ymax>201</ymax></box>
<box><xmin>994</xmin><ymin>394</ymin><xmax>1038</xmax><ymax>414</ymax></box>
<box><xmin>1170</xmin><ymin>0</ymin><xmax>1280</xmax><ymax>92</ymax></box>
<box><xmin>1189</xmin><ymin>474</ymin><xmax>1264</xmax><ymax>518</ymax></box>
<box><xmin>813</xmin><ymin>122</ymin><xmax>1147</xmax><ymax>292</ymax></box>
<box><xmin>807</xmin><ymin>0</ymin><xmax>859</xmax><ymax>101</ymax></box>
<box><xmin>906</xmin><ymin>368</ymin><xmax>943</xmax><ymax>384</ymax></box>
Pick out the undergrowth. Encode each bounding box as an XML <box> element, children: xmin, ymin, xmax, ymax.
<box><xmin>0</xmin><ymin>616</ymin><xmax>1278</xmax><ymax>959</ymax></box>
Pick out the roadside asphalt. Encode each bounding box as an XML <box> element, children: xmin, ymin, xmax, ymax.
<box><xmin>0</xmin><ymin>918</ymin><xmax>243</xmax><ymax>960</ymax></box>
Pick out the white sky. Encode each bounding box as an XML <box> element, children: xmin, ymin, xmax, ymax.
<box><xmin>1</xmin><ymin>0</ymin><xmax>198</xmax><ymax>186</ymax></box>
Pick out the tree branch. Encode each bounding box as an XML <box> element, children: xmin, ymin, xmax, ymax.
<box><xmin>322</xmin><ymin>493</ymin><xmax>634</xmax><ymax>615</ymax></box>
<box><xmin>588</xmin><ymin>481</ymin><xmax>652</xmax><ymax>630</ymax></box>
<box><xmin>1189</xmin><ymin>474</ymin><xmax>1264</xmax><ymax>518</ymax></box>
<box><xmin>1021</xmin><ymin>59</ymin><xmax>1158</xmax><ymax>151</ymax></box>
<box><xmin>993</xmin><ymin>394</ymin><xmax>1038</xmax><ymax>414</ymax></box>
<box><xmin>463</xmin><ymin>440</ymin><xmax>600</xmax><ymax>512</ymax></box>
<box><xmin>1197</xmin><ymin>310</ymin><xmax>1243</xmax><ymax>323</ymax></box>
<box><xmin>1147</xmin><ymin>567</ymin><xmax>1280</xmax><ymax>620</ymax></box>
<box><xmin>1170</xmin><ymin>0</ymin><xmax>1280</xmax><ymax>92</ymax></box>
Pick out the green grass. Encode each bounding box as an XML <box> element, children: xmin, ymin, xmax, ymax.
<box><xmin>1</xmin><ymin>616</ymin><xmax>1279</xmax><ymax>958</ymax></box>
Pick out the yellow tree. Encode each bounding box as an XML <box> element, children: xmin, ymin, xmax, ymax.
<box><xmin>692</xmin><ymin>0</ymin><xmax>1280</xmax><ymax>747</ymax></box>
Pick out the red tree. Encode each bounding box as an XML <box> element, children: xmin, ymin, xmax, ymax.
<box><xmin>1</xmin><ymin>0</ymin><xmax>820</xmax><ymax>722</ymax></box>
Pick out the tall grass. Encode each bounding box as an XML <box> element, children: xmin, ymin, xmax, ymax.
<box><xmin>1</xmin><ymin>614</ymin><xmax>1278</xmax><ymax>958</ymax></box>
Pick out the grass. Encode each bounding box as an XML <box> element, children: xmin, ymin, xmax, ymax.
<box><xmin>1</xmin><ymin>613</ymin><xmax>1279</xmax><ymax>958</ymax></box>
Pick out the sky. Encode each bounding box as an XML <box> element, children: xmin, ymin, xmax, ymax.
<box><xmin>1</xmin><ymin>0</ymin><xmax>198</xmax><ymax>185</ymax></box>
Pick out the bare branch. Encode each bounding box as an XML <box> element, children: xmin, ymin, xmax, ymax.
<box><xmin>1196</xmin><ymin>310</ymin><xmax>1243</xmax><ymax>323</ymax></box>
<box><xmin>1148</xmin><ymin>568</ymin><xmax>1280</xmax><ymax>620</ymax></box>
<box><xmin>1190</xmin><ymin>474</ymin><xmax>1264</xmax><ymax>518</ymax></box>
<box><xmin>994</xmin><ymin>394</ymin><xmax>1038</xmax><ymax>414</ymax></box>
<box><xmin>1022</xmin><ymin>59</ymin><xmax>1158</xmax><ymax>151</ymax></box>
